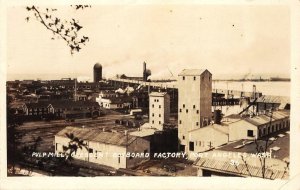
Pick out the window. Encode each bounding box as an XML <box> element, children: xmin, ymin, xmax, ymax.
<box><xmin>186</xmin><ymin>109</ymin><xmax>188</xmax><ymax>113</ymax></box>
<box><xmin>209</xmin><ymin>76</ymin><xmax>211</xmax><ymax>81</ymax></box>
<box><xmin>199</xmin><ymin>141</ymin><xmax>201</xmax><ymax>146</ymax></box>
<box><xmin>152</xmin><ymin>104</ymin><xmax>154</xmax><ymax>108</ymax></box>
<box><xmin>152</xmin><ymin>113</ymin><xmax>154</xmax><ymax>117</ymax></box>
<box><xmin>182</xmin><ymin>135</ymin><xmax>185</xmax><ymax>140</ymax></box>
<box><xmin>159</xmin><ymin>121</ymin><xmax>161</xmax><ymax>124</ymax></box>
<box><xmin>189</xmin><ymin>142</ymin><xmax>194</xmax><ymax>151</ymax></box>
<box><xmin>193</xmin><ymin>105</ymin><xmax>195</xmax><ymax>109</ymax></box>
<box><xmin>118</xmin><ymin>155</ymin><xmax>121</xmax><ymax>164</ymax></box>
<box><xmin>55</xmin><ymin>143</ymin><xmax>58</xmax><ymax>151</ymax></box>
<box><xmin>159</xmin><ymin>114</ymin><xmax>161</xmax><ymax>117</ymax></box>
<box><xmin>183</xmin><ymin>104</ymin><xmax>185</xmax><ymax>108</ymax></box>
<box><xmin>157</xmin><ymin>99</ymin><xmax>159</xmax><ymax>102</ymax></box>
<box><xmin>202</xmin><ymin>76</ymin><xmax>204</xmax><ymax>80</ymax></box>
<box><xmin>179</xmin><ymin>120</ymin><xmax>182</xmax><ymax>124</ymax></box>
<box><xmin>183</xmin><ymin>76</ymin><xmax>185</xmax><ymax>80</ymax></box>
<box><xmin>152</xmin><ymin>120</ymin><xmax>154</xmax><ymax>124</ymax></box>
<box><xmin>193</xmin><ymin>76</ymin><xmax>196</xmax><ymax>81</ymax></box>
<box><xmin>180</xmin><ymin>109</ymin><xmax>182</xmax><ymax>112</ymax></box>
<box><xmin>95</xmin><ymin>151</ymin><xmax>99</xmax><ymax>159</ymax></box>
<box><xmin>180</xmin><ymin>145</ymin><xmax>185</xmax><ymax>151</ymax></box>
<box><xmin>89</xmin><ymin>148</ymin><xmax>93</xmax><ymax>153</ymax></box>
<box><xmin>247</xmin><ymin>130</ymin><xmax>254</xmax><ymax>137</ymax></box>
<box><xmin>197</xmin><ymin>110</ymin><xmax>199</xmax><ymax>114</ymax></box>
<box><xmin>196</xmin><ymin>122</ymin><xmax>199</xmax><ymax>126</ymax></box>
<box><xmin>144</xmin><ymin>149</ymin><xmax>148</xmax><ymax>154</ymax></box>
<box><xmin>159</xmin><ymin>105</ymin><xmax>161</xmax><ymax>108</ymax></box>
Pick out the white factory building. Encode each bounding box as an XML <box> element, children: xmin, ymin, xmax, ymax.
<box><xmin>55</xmin><ymin>126</ymin><xmax>150</xmax><ymax>169</ymax></box>
<box><xmin>177</xmin><ymin>69</ymin><xmax>212</xmax><ymax>155</ymax></box>
<box><xmin>149</xmin><ymin>92</ymin><xmax>170</xmax><ymax>130</ymax></box>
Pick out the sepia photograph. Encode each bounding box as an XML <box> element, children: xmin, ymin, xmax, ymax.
<box><xmin>1</xmin><ymin>0</ymin><xmax>300</xmax><ymax>189</ymax></box>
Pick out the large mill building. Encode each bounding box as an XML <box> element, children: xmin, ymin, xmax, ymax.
<box><xmin>177</xmin><ymin>69</ymin><xmax>212</xmax><ymax>155</ymax></box>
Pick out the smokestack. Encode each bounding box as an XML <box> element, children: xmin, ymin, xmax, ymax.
<box><xmin>143</xmin><ymin>62</ymin><xmax>146</xmax><ymax>81</ymax></box>
<box><xmin>253</xmin><ymin>85</ymin><xmax>256</xmax><ymax>99</ymax></box>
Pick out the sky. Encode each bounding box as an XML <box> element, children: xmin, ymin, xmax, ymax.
<box><xmin>6</xmin><ymin>4</ymin><xmax>290</xmax><ymax>81</ymax></box>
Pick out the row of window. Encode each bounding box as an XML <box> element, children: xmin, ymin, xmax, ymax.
<box><xmin>182</xmin><ymin>76</ymin><xmax>211</xmax><ymax>81</ymax></box>
<box><xmin>179</xmin><ymin>120</ymin><xmax>199</xmax><ymax>126</ymax></box>
<box><xmin>151</xmin><ymin>113</ymin><xmax>161</xmax><ymax>117</ymax></box>
<box><xmin>153</xmin><ymin>99</ymin><xmax>160</xmax><ymax>102</ymax></box>
<box><xmin>152</xmin><ymin>120</ymin><xmax>162</xmax><ymax>125</ymax></box>
<box><xmin>181</xmin><ymin>104</ymin><xmax>197</xmax><ymax>109</ymax></box>
<box><xmin>258</xmin><ymin>120</ymin><xmax>289</xmax><ymax>137</ymax></box>
<box><xmin>179</xmin><ymin>109</ymin><xmax>199</xmax><ymax>114</ymax></box>
<box><xmin>152</xmin><ymin>104</ymin><xmax>162</xmax><ymax>108</ymax></box>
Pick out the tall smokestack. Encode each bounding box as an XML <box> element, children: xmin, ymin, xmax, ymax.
<box><xmin>143</xmin><ymin>62</ymin><xmax>147</xmax><ymax>81</ymax></box>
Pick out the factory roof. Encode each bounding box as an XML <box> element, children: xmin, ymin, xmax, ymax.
<box><xmin>149</xmin><ymin>92</ymin><xmax>168</xmax><ymax>97</ymax></box>
<box><xmin>56</xmin><ymin>126</ymin><xmax>137</xmax><ymax>147</ymax></box>
<box><xmin>217</xmin><ymin>128</ymin><xmax>290</xmax><ymax>160</ymax></box>
<box><xmin>242</xmin><ymin>110</ymin><xmax>289</xmax><ymax>127</ymax></box>
<box><xmin>178</xmin><ymin>69</ymin><xmax>211</xmax><ymax>76</ymax></box>
<box><xmin>256</xmin><ymin>95</ymin><xmax>290</xmax><ymax>104</ymax></box>
<box><xmin>194</xmin><ymin>128</ymin><xmax>290</xmax><ymax>179</ymax></box>
<box><xmin>189</xmin><ymin>124</ymin><xmax>229</xmax><ymax>135</ymax></box>
<box><xmin>129</xmin><ymin>128</ymin><xmax>157</xmax><ymax>137</ymax></box>
<box><xmin>194</xmin><ymin>152</ymin><xmax>288</xmax><ymax>179</ymax></box>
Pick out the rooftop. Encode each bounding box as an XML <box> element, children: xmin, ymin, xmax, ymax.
<box><xmin>242</xmin><ymin>110</ymin><xmax>289</xmax><ymax>127</ymax></box>
<box><xmin>178</xmin><ymin>69</ymin><xmax>210</xmax><ymax>76</ymax></box>
<box><xmin>217</xmin><ymin>128</ymin><xmax>290</xmax><ymax>160</ymax></box>
<box><xmin>189</xmin><ymin>123</ymin><xmax>229</xmax><ymax>135</ymax></box>
<box><xmin>56</xmin><ymin>126</ymin><xmax>137</xmax><ymax>147</ymax></box>
<box><xmin>129</xmin><ymin>128</ymin><xmax>157</xmax><ymax>137</ymax></box>
<box><xmin>256</xmin><ymin>95</ymin><xmax>290</xmax><ymax>104</ymax></box>
<box><xmin>149</xmin><ymin>92</ymin><xmax>168</xmax><ymax>97</ymax></box>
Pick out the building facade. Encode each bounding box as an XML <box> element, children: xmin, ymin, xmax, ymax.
<box><xmin>55</xmin><ymin>126</ymin><xmax>150</xmax><ymax>169</ymax></box>
<box><xmin>177</xmin><ymin>69</ymin><xmax>212</xmax><ymax>154</ymax></box>
<box><xmin>149</xmin><ymin>92</ymin><xmax>170</xmax><ymax>130</ymax></box>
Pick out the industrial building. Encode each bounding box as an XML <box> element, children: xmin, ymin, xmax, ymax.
<box><xmin>228</xmin><ymin>110</ymin><xmax>290</xmax><ymax>141</ymax></box>
<box><xmin>177</xmin><ymin>69</ymin><xmax>212</xmax><ymax>155</ymax></box>
<box><xmin>194</xmin><ymin>127</ymin><xmax>290</xmax><ymax>179</ymax></box>
<box><xmin>149</xmin><ymin>92</ymin><xmax>170</xmax><ymax>130</ymax></box>
<box><xmin>55</xmin><ymin>126</ymin><xmax>150</xmax><ymax>169</ymax></box>
<box><xmin>22</xmin><ymin>100</ymin><xmax>100</xmax><ymax>120</ymax></box>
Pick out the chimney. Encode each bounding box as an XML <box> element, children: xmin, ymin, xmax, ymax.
<box><xmin>253</xmin><ymin>85</ymin><xmax>256</xmax><ymax>99</ymax></box>
<box><xmin>143</xmin><ymin>62</ymin><xmax>146</xmax><ymax>81</ymax></box>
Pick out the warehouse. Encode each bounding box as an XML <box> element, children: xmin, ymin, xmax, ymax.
<box><xmin>55</xmin><ymin>126</ymin><xmax>150</xmax><ymax>169</ymax></box>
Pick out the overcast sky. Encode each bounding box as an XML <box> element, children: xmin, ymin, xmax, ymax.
<box><xmin>6</xmin><ymin>4</ymin><xmax>290</xmax><ymax>81</ymax></box>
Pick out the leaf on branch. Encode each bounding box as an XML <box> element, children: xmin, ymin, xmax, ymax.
<box><xmin>25</xmin><ymin>17</ymin><xmax>30</xmax><ymax>22</ymax></box>
<box><xmin>74</xmin><ymin>22</ymin><xmax>82</xmax><ymax>31</ymax></box>
<box><xmin>54</xmin><ymin>18</ymin><xmax>60</xmax><ymax>25</ymax></box>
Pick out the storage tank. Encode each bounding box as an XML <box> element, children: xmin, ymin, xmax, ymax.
<box><xmin>93</xmin><ymin>63</ymin><xmax>102</xmax><ymax>82</ymax></box>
